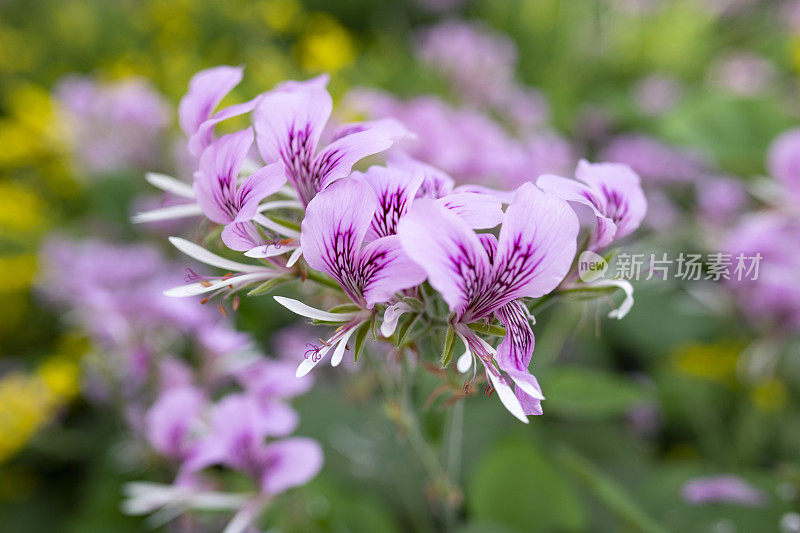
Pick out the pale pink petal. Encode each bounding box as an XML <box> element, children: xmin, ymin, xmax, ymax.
<box><xmin>359</xmin><ymin>235</ymin><xmax>427</xmax><ymax>308</ymax></box>
<box><xmin>178</xmin><ymin>65</ymin><xmax>242</xmax><ymax>137</ymax></box>
<box><xmin>437</xmin><ymin>192</ymin><xmax>504</xmax><ymax>229</ymax></box>
<box><xmin>260</xmin><ymin>438</ymin><xmax>323</xmax><ymax>495</ymax></box>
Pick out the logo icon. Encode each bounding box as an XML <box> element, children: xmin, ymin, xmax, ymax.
<box><xmin>578</xmin><ymin>251</ymin><xmax>608</xmax><ymax>282</ymax></box>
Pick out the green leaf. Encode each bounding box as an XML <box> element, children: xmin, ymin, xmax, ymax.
<box><xmin>352</xmin><ymin>321</ymin><xmax>370</xmax><ymax>365</ymax></box>
<box><xmin>555</xmin><ymin>445</ymin><xmax>667</xmax><ymax>533</ymax></box>
<box><xmin>401</xmin><ymin>296</ymin><xmax>425</xmax><ymax>313</ymax></box>
<box><xmin>246</xmin><ymin>274</ymin><xmax>295</xmax><ymax>296</ymax></box>
<box><xmin>545</xmin><ymin>367</ymin><xmax>651</xmax><ymax>419</ymax></box>
<box><xmin>327</xmin><ymin>303</ymin><xmax>361</xmax><ymax>314</ymax></box>
<box><xmin>467</xmin><ymin>322</ymin><xmax>506</xmax><ymax>336</ymax></box>
<box><xmin>395</xmin><ymin>313</ymin><xmax>418</xmax><ymax>347</ymax></box>
<box><xmin>468</xmin><ymin>438</ymin><xmax>586</xmax><ymax>532</ymax></box>
<box><xmin>441</xmin><ymin>326</ymin><xmax>456</xmax><ymax>368</ymax></box>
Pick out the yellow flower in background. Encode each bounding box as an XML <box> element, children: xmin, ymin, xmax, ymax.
<box><xmin>672</xmin><ymin>341</ymin><xmax>742</xmax><ymax>384</ymax></box>
<box><xmin>0</xmin><ymin>183</ymin><xmax>46</xmax><ymax>235</ymax></box>
<box><xmin>750</xmin><ymin>378</ymin><xmax>788</xmax><ymax>412</ymax></box>
<box><xmin>0</xmin><ymin>339</ymin><xmax>83</xmax><ymax>464</ymax></box>
<box><xmin>295</xmin><ymin>13</ymin><xmax>355</xmax><ymax>73</ymax></box>
<box><xmin>791</xmin><ymin>37</ymin><xmax>800</xmax><ymax>74</ymax></box>
<box><xmin>0</xmin><ymin>255</ymin><xmax>37</xmax><ymax>293</ymax></box>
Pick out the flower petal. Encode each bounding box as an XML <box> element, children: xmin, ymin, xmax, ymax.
<box><xmin>330</xmin><ymin>325</ymin><xmax>357</xmax><ymax>367</ymax></box>
<box><xmin>273</xmin><ymin>296</ymin><xmax>358</xmax><ymax>322</ymax></box>
<box><xmin>398</xmin><ymin>199</ymin><xmax>491</xmax><ymax>316</ymax></box>
<box><xmin>357</xmin><ymin>165</ymin><xmax>423</xmax><ymax>239</ymax></box>
<box><xmin>145</xmin><ymin>172</ymin><xmax>196</xmax><ymax>199</ymax></box>
<box><xmin>233</xmin><ymin>161</ymin><xmax>287</xmax><ymax>222</ymax></box>
<box><xmin>260</xmin><ymin>438</ymin><xmax>324</xmax><ymax>496</ymax></box>
<box><xmin>381</xmin><ymin>302</ymin><xmax>413</xmax><ymax>337</ymax></box>
<box><xmin>437</xmin><ymin>192</ymin><xmax>504</xmax><ymax>230</ymax></box>
<box><xmin>132</xmin><ymin>203</ymin><xmax>203</xmax><ymax>223</ymax></box>
<box><xmin>178</xmin><ymin>65</ymin><xmax>242</xmax><ymax>137</ymax></box>
<box><xmin>359</xmin><ymin>235</ymin><xmax>427</xmax><ymax>308</ymax></box>
<box><xmin>314</xmin><ymin>118</ymin><xmax>408</xmax><ymax>192</ymax></box>
<box><xmin>194</xmin><ymin>128</ymin><xmax>254</xmax><ymax>224</ymax></box>
<box><xmin>300</xmin><ymin>179</ymin><xmax>376</xmax><ymax>302</ymax></box>
<box><xmin>168</xmin><ymin>236</ymin><xmax>264</xmax><ymax>272</ymax></box>
<box><xmin>254</xmin><ymin>82</ymin><xmax>332</xmax><ymax>204</ymax></box>
<box><xmin>488</xmin><ymin>183</ymin><xmax>579</xmax><ymax>312</ymax></box>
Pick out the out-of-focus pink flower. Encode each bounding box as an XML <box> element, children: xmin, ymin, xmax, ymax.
<box><xmin>681</xmin><ymin>475</ymin><xmax>766</xmax><ymax>506</ymax></box>
<box><xmin>416</xmin><ymin>20</ymin><xmax>517</xmax><ymax>106</ymax></box>
<box><xmin>600</xmin><ymin>135</ymin><xmax>707</xmax><ymax>185</ymax></box>
<box><xmin>723</xmin><ymin>213</ymin><xmax>800</xmax><ymax>331</ymax></box>
<box><xmin>55</xmin><ymin>75</ymin><xmax>171</xmax><ymax>175</ymax></box>
<box><xmin>767</xmin><ymin>128</ymin><xmax>800</xmax><ymax>196</ymax></box>
<box><xmin>696</xmin><ymin>175</ymin><xmax>748</xmax><ymax>227</ymax></box>
<box><xmin>707</xmin><ymin>52</ymin><xmax>775</xmax><ymax>97</ymax></box>
<box><xmin>781</xmin><ymin>0</ymin><xmax>800</xmax><ymax>33</ymax></box>
<box><xmin>632</xmin><ymin>74</ymin><xmax>682</xmax><ymax>116</ymax></box>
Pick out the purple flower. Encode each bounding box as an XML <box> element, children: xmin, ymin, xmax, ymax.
<box><xmin>398</xmin><ymin>183</ymin><xmax>580</xmax><ymax>421</ymax></box>
<box><xmin>146</xmin><ymin>386</ymin><xmax>206</xmax><ymax>461</ymax></box>
<box><xmin>178</xmin><ymin>65</ymin><xmax>261</xmax><ymax>157</ymax></box>
<box><xmin>681</xmin><ymin>476</ymin><xmax>766</xmax><ymax>507</ymax></box>
<box><xmin>254</xmin><ymin>76</ymin><xmax>407</xmax><ymax>206</ymax></box>
<box><xmin>193</xmin><ymin>127</ymin><xmax>286</xmax><ymax>251</ymax></box>
<box><xmin>301</xmin><ymin>178</ymin><xmax>428</xmax><ymax>310</ymax></box>
<box><xmin>55</xmin><ymin>75</ymin><xmax>170</xmax><ymax>174</ymax></box>
<box><xmin>538</xmin><ymin>160</ymin><xmax>647</xmax><ymax>250</ymax></box>
<box><xmin>767</xmin><ymin>128</ymin><xmax>800</xmax><ymax>196</ymax></box>
<box><xmin>416</xmin><ymin>20</ymin><xmax>517</xmax><ymax>106</ymax></box>
<box><xmin>181</xmin><ymin>394</ymin><xmax>322</xmax><ymax>496</ymax></box>
<box><xmin>696</xmin><ymin>175</ymin><xmax>748</xmax><ymax>227</ymax></box>
<box><xmin>600</xmin><ymin>135</ymin><xmax>707</xmax><ymax>185</ymax></box>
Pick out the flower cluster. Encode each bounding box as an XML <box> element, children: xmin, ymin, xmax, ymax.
<box><xmin>138</xmin><ymin>65</ymin><xmax>648</xmax><ymax>424</ymax></box>
<box><xmin>37</xmin><ymin>237</ymin><xmax>322</xmax><ymax>531</ymax></box>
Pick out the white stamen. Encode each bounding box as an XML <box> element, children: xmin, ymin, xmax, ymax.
<box><xmin>169</xmin><ymin>237</ymin><xmax>264</xmax><ymax>272</ymax></box>
<box><xmin>296</xmin><ymin>343</ymin><xmax>333</xmax><ymax>377</ymax></box>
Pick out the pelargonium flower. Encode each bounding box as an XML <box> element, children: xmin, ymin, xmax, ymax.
<box><xmin>193</xmin><ymin>128</ymin><xmax>286</xmax><ymax>251</ymax></box>
<box><xmin>180</xmin><ymin>393</ymin><xmax>321</xmax><ymax>496</ymax></box>
<box><xmin>254</xmin><ymin>76</ymin><xmax>408</xmax><ymax>206</ymax></box>
<box><xmin>398</xmin><ymin>183</ymin><xmax>580</xmax><ymax>421</ymax></box>
<box><xmin>145</xmin><ymin>386</ymin><xmax>206</xmax><ymax>461</ymax></box>
<box><xmin>179</xmin><ymin>65</ymin><xmax>262</xmax><ymax>158</ymax></box>
<box><xmin>538</xmin><ymin>160</ymin><xmax>647</xmax><ymax>250</ymax></box>
<box><xmin>276</xmin><ymin>178</ymin><xmax>428</xmax><ymax>376</ymax></box>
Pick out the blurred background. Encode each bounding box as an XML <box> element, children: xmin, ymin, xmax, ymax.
<box><xmin>1</xmin><ymin>0</ymin><xmax>800</xmax><ymax>531</ymax></box>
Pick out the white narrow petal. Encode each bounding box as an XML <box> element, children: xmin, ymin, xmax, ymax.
<box><xmin>590</xmin><ymin>279</ymin><xmax>635</xmax><ymax>319</ymax></box>
<box><xmin>278</xmin><ymin>184</ymin><xmax>300</xmax><ymax>199</ymax></box>
<box><xmin>164</xmin><ymin>272</ymin><xmax>271</xmax><ymax>297</ymax></box>
<box><xmin>331</xmin><ymin>326</ymin><xmax>358</xmax><ymax>367</ymax></box>
<box><xmin>456</xmin><ymin>350</ymin><xmax>473</xmax><ymax>373</ymax></box>
<box><xmin>296</xmin><ymin>344</ymin><xmax>333</xmax><ymax>377</ymax></box>
<box><xmin>222</xmin><ymin>500</ymin><xmax>262</xmax><ymax>533</ymax></box>
<box><xmin>145</xmin><ymin>172</ymin><xmax>196</xmax><ymax>199</ymax></box>
<box><xmin>244</xmin><ymin>243</ymin><xmax>299</xmax><ymax>259</ymax></box>
<box><xmin>168</xmin><ymin>237</ymin><xmax>264</xmax><ymax>272</ymax></box>
<box><xmin>252</xmin><ymin>213</ymin><xmax>300</xmax><ymax>239</ymax></box>
<box><xmin>274</xmin><ymin>296</ymin><xmax>357</xmax><ymax>322</ymax></box>
<box><xmin>486</xmin><ymin>368</ymin><xmax>529</xmax><ymax>423</ymax></box>
<box><xmin>514</xmin><ymin>375</ymin><xmax>545</xmax><ymax>401</ymax></box>
<box><xmin>240</xmin><ymin>157</ymin><xmax>262</xmax><ymax>175</ymax></box>
<box><xmin>381</xmin><ymin>302</ymin><xmax>412</xmax><ymax>337</ymax></box>
<box><xmin>455</xmin><ymin>331</ymin><xmax>473</xmax><ymax>373</ymax></box>
<box><xmin>132</xmin><ymin>203</ymin><xmax>203</xmax><ymax>223</ymax></box>
<box><xmin>258</xmin><ymin>200</ymin><xmax>304</xmax><ymax>211</ymax></box>
<box><xmin>286</xmin><ymin>247</ymin><xmax>303</xmax><ymax>267</ymax></box>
